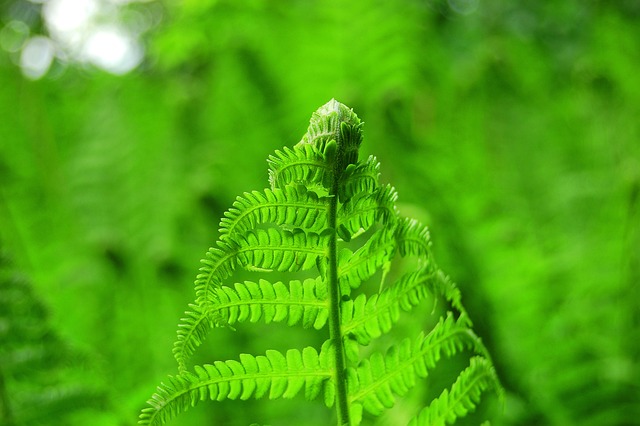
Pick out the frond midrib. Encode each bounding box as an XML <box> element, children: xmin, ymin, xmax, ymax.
<box><xmin>242</xmin><ymin>243</ymin><xmax>327</xmax><ymax>259</ymax></box>
<box><xmin>215</xmin><ymin>295</ymin><xmax>328</xmax><ymax>312</ymax></box>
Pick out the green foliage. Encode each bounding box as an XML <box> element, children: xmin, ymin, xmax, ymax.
<box><xmin>1</xmin><ymin>2</ymin><xmax>639</xmax><ymax>425</ymax></box>
<box><xmin>0</xmin><ymin>250</ymin><xmax>106</xmax><ymax>425</ymax></box>
<box><xmin>410</xmin><ymin>357</ymin><xmax>498</xmax><ymax>426</ymax></box>
<box><xmin>139</xmin><ymin>100</ymin><xmax>501</xmax><ymax>425</ymax></box>
<box><xmin>144</xmin><ymin>344</ymin><xmax>334</xmax><ymax>426</ymax></box>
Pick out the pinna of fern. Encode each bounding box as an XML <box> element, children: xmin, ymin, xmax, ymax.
<box><xmin>140</xmin><ymin>99</ymin><xmax>502</xmax><ymax>425</ymax></box>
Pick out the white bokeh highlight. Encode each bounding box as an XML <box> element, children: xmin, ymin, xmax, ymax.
<box><xmin>20</xmin><ymin>36</ymin><xmax>56</xmax><ymax>79</ymax></box>
<box><xmin>82</xmin><ymin>25</ymin><xmax>143</xmax><ymax>74</ymax></box>
<box><xmin>17</xmin><ymin>0</ymin><xmax>145</xmax><ymax>78</ymax></box>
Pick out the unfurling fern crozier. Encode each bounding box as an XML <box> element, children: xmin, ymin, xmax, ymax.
<box><xmin>139</xmin><ymin>99</ymin><xmax>502</xmax><ymax>426</ymax></box>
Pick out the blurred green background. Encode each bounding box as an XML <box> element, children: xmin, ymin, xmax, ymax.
<box><xmin>1</xmin><ymin>0</ymin><xmax>639</xmax><ymax>425</ymax></box>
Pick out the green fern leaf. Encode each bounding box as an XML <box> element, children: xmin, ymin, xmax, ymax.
<box><xmin>195</xmin><ymin>228</ymin><xmax>329</xmax><ymax>306</ymax></box>
<box><xmin>175</xmin><ymin>277</ymin><xmax>330</xmax><ymax>372</ymax></box>
<box><xmin>220</xmin><ymin>185</ymin><xmax>329</xmax><ymax>239</ymax></box>
<box><xmin>408</xmin><ymin>357</ymin><xmax>501</xmax><ymax>426</ymax></box>
<box><xmin>173</xmin><ymin>303</ymin><xmax>223</xmax><ymax>373</ymax></box>
<box><xmin>215</xmin><ymin>278</ymin><xmax>329</xmax><ymax>328</ymax></box>
<box><xmin>338</xmin><ymin>156</ymin><xmax>382</xmax><ymax>202</ymax></box>
<box><xmin>341</xmin><ymin>266</ymin><xmax>472</xmax><ymax>346</ymax></box>
<box><xmin>395</xmin><ymin>217</ymin><xmax>432</xmax><ymax>258</ymax></box>
<box><xmin>347</xmin><ymin>313</ymin><xmax>485</xmax><ymax>417</ymax></box>
<box><xmin>338</xmin><ymin>228</ymin><xmax>396</xmax><ymax>291</ymax></box>
<box><xmin>340</xmin><ymin>265</ymin><xmax>436</xmax><ymax>345</ymax></box>
<box><xmin>268</xmin><ymin>145</ymin><xmax>331</xmax><ymax>193</ymax></box>
<box><xmin>338</xmin><ymin>184</ymin><xmax>398</xmax><ymax>241</ymax></box>
<box><xmin>140</xmin><ymin>345</ymin><xmax>335</xmax><ymax>426</ymax></box>
<box><xmin>235</xmin><ymin>228</ymin><xmax>329</xmax><ymax>272</ymax></box>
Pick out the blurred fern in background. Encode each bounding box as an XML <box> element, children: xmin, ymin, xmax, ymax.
<box><xmin>0</xmin><ymin>250</ymin><xmax>106</xmax><ymax>425</ymax></box>
<box><xmin>0</xmin><ymin>0</ymin><xmax>638</xmax><ymax>424</ymax></box>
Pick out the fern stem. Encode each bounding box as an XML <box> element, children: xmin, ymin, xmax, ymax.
<box><xmin>328</xmin><ymin>176</ymin><xmax>350</xmax><ymax>426</ymax></box>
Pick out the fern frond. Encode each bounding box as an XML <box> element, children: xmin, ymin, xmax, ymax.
<box><xmin>341</xmin><ymin>265</ymin><xmax>436</xmax><ymax>345</ymax></box>
<box><xmin>408</xmin><ymin>357</ymin><xmax>501</xmax><ymax>426</ymax></box>
<box><xmin>175</xmin><ymin>278</ymin><xmax>330</xmax><ymax>372</ymax></box>
<box><xmin>298</xmin><ymin>99</ymin><xmax>363</xmax><ymax>173</ymax></box>
<box><xmin>215</xmin><ymin>278</ymin><xmax>329</xmax><ymax>329</ymax></box>
<box><xmin>142</xmin><ymin>100</ymin><xmax>501</xmax><ymax>425</ymax></box>
<box><xmin>347</xmin><ymin>313</ymin><xmax>485</xmax><ymax>417</ymax></box>
<box><xmin>267</xmin><ymin>145</ymin><xmax>331</xmax><ymax>192</ymax></box>
<box><xmin>338</xmin><ymin>228</ymin><xmax>397</xmax><ymax>291</ymax></box>
<box><xmin>0</xmin><ymin>252</ymin><xmax>106</xmax><ymax>423</ymax></box>
<box><xmin>395</xmin><ymin>218</ymin><xmax>432</xmax><ymax>258</ymax></box>
<box><xmin>300</xmin><ymin>99</ymin><xmax>363</xmax><ymax>152</ymax></box>
<box><xmin>432</xmin><ymin>270</ymin><xmax>471</xmax><ymax>327</ymax></box>
<box><xmin>140</xmin><ymin>346</ymin><xmax>335</xmax><ymax>426</ymax></box>
<box><xmin>339</xmin><ymin>156</ymin><xmax>381</xmax><ymax>202</ymax></box>
<box><xmin>194</xmin><ymin>242</ymin><xmax>240</xmax><ymax>306</ymax></box>
<box><xmin>236</xmin><ymin>228</ymin><xmax>329</xmax><ymax>272</ymax></box>
<box><xmin>173</xmin><ymin>304</ymin><xmax>223</xmax><ymax>373</ymax></box>
<box><xmin>195</xmin><ymin>228</ymin><xmax>329</xmax><ymax>305</ymax></box>
<box><xmin>338</xmin><ymin>184</ymin><xmax>399</xmax><ymax>241</ymax></box>
<box><xmin>341</xmin><ymin>266</ymin><xmax>472</xmax><ymax>346</ymax></box>
<box><xmin>219</xmin><ymin>186</ymin><xmax>329</xmax><ymax>239</ymax></box>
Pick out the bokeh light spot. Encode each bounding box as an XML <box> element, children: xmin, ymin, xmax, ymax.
<box><xmin>82</xmin><ymin>25</ymin><xmax>143</xmax><ymax>74</ymax></box>
<box><xmin>0</xmin><ymin>20</ymin><xmax>30</xmax><ymax>53</ymax></box>
<box><xmin>20</xmin><ymin>35</ymin><xmax>55</xmax><ymax>79</ymax></box>
<box><xmin>43</xmin><ymin>0</ymin><xmax>99</xmax><ymax>35</ymax></box>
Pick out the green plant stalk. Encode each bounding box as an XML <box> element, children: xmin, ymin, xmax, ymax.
<box><xmin>327</xmin><ymin>174</ymin><xmax>350</xmax><ymax>426</ymax></box>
